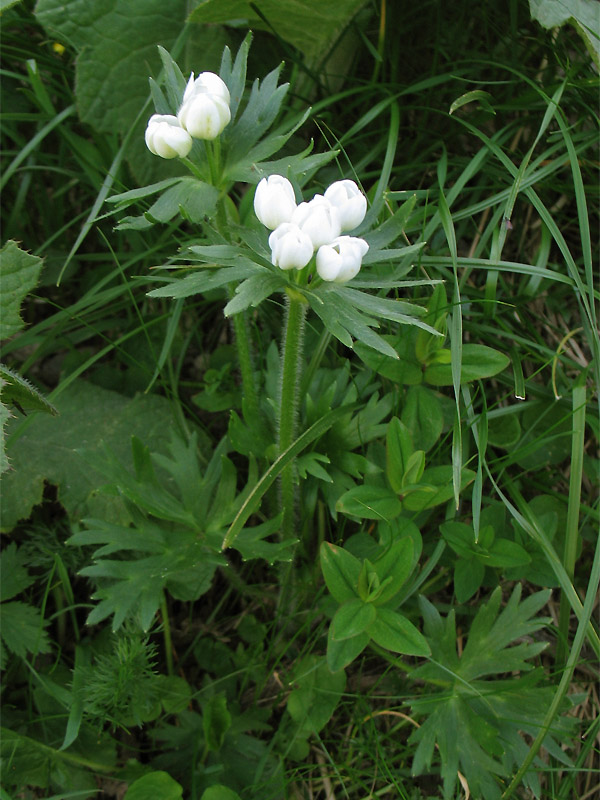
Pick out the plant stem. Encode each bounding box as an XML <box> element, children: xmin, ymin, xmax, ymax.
<box><xmin>160</xmin><ymin>592</ymin><xmax>174</xmax><ymax>676</ymax></box>
<box><xmin>278</xmin><ymin>292</ymin><xmax>307</xmax><ymax>539</ymax></box>
<box><xmin>229</xmin><ymin>299</ymin><xmax>259</xmax><ymax>421</ymax></box>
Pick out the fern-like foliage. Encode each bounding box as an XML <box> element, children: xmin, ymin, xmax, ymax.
<box><xmin>409</xmin><ymin>585</ymin><xmax>577</xmax><ymax>799</ymax></box>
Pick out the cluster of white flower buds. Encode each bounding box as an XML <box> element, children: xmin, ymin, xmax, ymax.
<box><xmin>254</xmin><ymin>175</ymin><xmax>369</xmax><ymax>282</ymax></box>
<box><xmin>145</xmin><ymin>72</ymin><xmax>231</xmax><ymax>160</ymax></box>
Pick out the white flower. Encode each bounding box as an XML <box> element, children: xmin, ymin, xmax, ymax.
<box><xmin>182</xmin><ymin>71</ymin><xmax>230</xmax><ymax>105</ymax></box>
<box><xmin>316</xmin><ymin>236</ymin><xmax>369</xmax><ymax>282</ymax></box>
<box><xmin>291</xmin><ymin>195</ymin><xmax>342</xmax><ymax>249</ymax></box>
<box><xmin>178</xmin><ymin>72</ymin><xmax>231</xmax><ymax>140</ymax></box>
<box><xmin>254</xmin><ymin>175</ymin><xmax>297</xmax><ymax>230</ymax></box>
<box><xmin>324</xmin><ymin>179</ymin><xmax>367</xmax><ymax>231</ymax></box>
<box><xmin>144</xmin><ymin>114</ymin><xmax>193</xmax><ymax>159</ymax></box>
<box><xmin>269</xmin><ymin>223</ymin><xmax>314</xmax><ymax>270</ymax></box>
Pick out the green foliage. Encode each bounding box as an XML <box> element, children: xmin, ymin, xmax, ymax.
<box><xmin>0</xmin><ymin>380</ymin><xmax>179</xmax><ymax>531</ymax></box>
<box><xmin>0</xmin><ymin>241</ymin><xmax>43</xmax><ymax>339</ymax></box>
<box><xmin>409</xmin><ymin>586</ymin><xmax>576</xmax><ymax>798</ymax></box>
<box><xmin>529</xmin><ymin>0</ymin><xmax>600</xmax><ymax>65</ymax></box>
<box><xmin>0</xmin><ymin>543</ymin><xmax>51</xmax><ymax>668</ymax></box>
<box><xmin>124</xmin><ymin>772</ymin><xmax>183</xmax><ymax>800</ymax></box>
<box><xmin>1</xmin><ymin>2</ymin><xmax>596</xmax><ymax>798</ymax></box>
<box><xmin>190</xmin><ymin>0</ymin><xmax>366</xmax><ymax>64</ymax></box>
<box><xmin>320</xmin><ymin>537</ymin><xmax>430</xmax><ymax>671</ymax></box>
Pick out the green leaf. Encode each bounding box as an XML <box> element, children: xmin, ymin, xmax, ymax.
<box><xmin>0</xmin><ymin>365</ymin><xmax>58</xmax><ymax>416</ymax></box>
<box><xmin>0</xmin><ymin>543</ymin><xmax>33</xmax><ymax>602</ymax></box>
<box><xmin>336</xmin><ymin>485</ymin><xmax>402</xmax><ymax>521</ymax></box>
<box><xmin>118</xmin><ymin>178</ymin><xmax>219</xmax><ymax>229</ymax></box>
<box><xmin>326</xmin><ymin>627</ymin><xmax>369</xmax><ymax>672</ymax></box>
<box><xmin>35</xmin><ymin>0</ymin><xmax>190</xmax><ymax>136</ymax></box>
<box><xmin>368</xmin><ymin>607</ymin><xmax>430</xmax><ymax>657</ymax></box>
<box><xmin>424</xmin><ymin>344</ymin><xmax>510</xmax><ymax>385</ymax></box>
<box><xmin>409</xmin><ymin>586</ymin><xmax>569</xmax><ymax>799</ymax></box>
<box><xmin>201</xmin><ymin>787</ymin><xmax>242</xmax><ymax>800</ymax></box>
<box><xmin>529</xmin><ymin>0</ymin><xmax>600</xmax><ymax>66</ymax></box>
<box><xmin>401</xmin><ymin>385</ymin><xmax>444</xmax><ymax>452</ymax></box>
<box><xmin>386</xmin><ymin>417</ymin><xmax>414</xmax><ymax>494</ymax></box>
<box><xmin>331</xmin><ymin>598</ymin><xmax>377</xmax><ymax>641</ymax></box>
<box><xmin>371</xmin><ymin>536</ymin><xmax>415</xmax><ymax>605</ymax></box>
<box><xmin>124</xmin><ymin>772</ymin><xmax>183</xmax><ymax>800</ymax></box>
<box><xmin>0</xmin><ymin>601</ymin><xmax>51</xmax><ymax>661</ymax></box>
<box><xmin>403</xmin><ymin>450</ymin><xmax>425</xmax><ymax>486</ymax></box>
<box><xmin>0</xmin><ymin>241</ymin><xmax>43</xmax><ymax>339</ymax></box>
<box><xmin>0</xmin><ymin>379</ymin><xmax>178</xmax><ymax>532</ymax></box>
<box><xmin>454</xmin><ymin>558</ymin><xmax>485</xmax><ymax>603</ymax></box>
<box><xmin>485</xmin><ymin>538</ymin><xmax>531</xmax><ymax>568</ymax></box>
<box><xmin>354</xmin><ymin>335</ymin><xmax>423</xmax><ymax>385</ymax></box>
<box><xmin>203</xmin><ymin>693</ymin><xmax>232</xmax><ymax>752</ymax></box>
<box><xmin>156</xmin><ymin>675</ymin><xmax>193</xmax><ymax>714</ymax></box>
<box><xmin>402</xmin><ymin>466</ymin><xmax>476</xmax><ymax>511</ymax></box>
<box><xmin>223</xmin><ymin>273</ymin><xmax>284</xmax><ymax>316</ymax></box>
<box><xmin>320</xmin><ymin>542</ymin><xmax>361</xmax><ymax>604</ymax></box>
<box><xmin>449</xmin><ymin>90</ymin><xmax>496</xmax><ymax>115</ymax></box>
<box><xmin>286</xmin><ymin>655</ymin><xmax>346</xmax><ymax>735</ymax></box>
<box><xmin>190</xmin><ymin>0</ymin><xmax>367</xmax><ymax>64</ymax></box>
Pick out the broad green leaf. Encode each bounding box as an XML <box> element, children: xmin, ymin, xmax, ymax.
<box><xmin>124</xmin><ymin>772</ymin><xmax>183</xmax><ymax>800</ymax></box>
<box><xmin>326</xmin><ymin>627</ymin><xmax>369</xmax><ymax>672</ymax></box>
<box><xmin>485</xmin><ymin>538</ymin><xmax>531</xmax><ymax>568</ymax></box>
<box><xmin>529</xmin><ymin>0</ymin><xmax>600</xmax><ymax>66</ymax></box>
<box><xmin>403</xmin><ymin>450</ymin><xmax>425</xmax><ymax>486</ymax></box>
<box><xmin>0</xmin><ymin>543</ymin><xmax>33</xmax><ymax>602</ymax></box>
<box><xmin>424</xmin><ymin>344</ymin><xmax>510</xmax><ymax>385</ymax></box>
<box><xmin>0</xmin><ymin>601</ymin><xmax>51</xmax><ymax>663</ymax></box>
<box><xmin>368</xmin><ymin>607</ymin><xmax>430</xmax><ymax>656</ymax></box>
<box><xmin>454</xmin><ymin>558</ymin><xmax>485</xmax><ymax>603</ymax></box>
<box><xmin>203</xmin><ymin>693</ymin><xmax>232</xmax><ymax>752</ymax></box>
<box><xmin>402</xmin><ymin>466</ymin><xmax>476</xmax><ymax>512</ymax></box>
<box><xmin>320</xmin><ymin>542</ymin><xmax>361</xmax><ymax>604</ymax></box>
<box><xmin>336</xmin><ymin>485</ymin><xmax>402</xmax><ymax>521</ymax></box>
<box><xmin>201</xmin><ymin>787</ymin><xmax>242</xmax><ymax>800</ymax></box>
<box><xmin>401</xmin><ymin>385</ymin><xmax>444</xmax><ymax>452</ymax></box>
<box><xmin>35</xmin><ymin>0</ymin><xmax>190</xmax><ymax>135</ymax></box>
<box><xmin>190</xmin><ymin>0</ymin><xmax>367</xmax><ymax>64</ymax></box>
<box><xmin>331</xmin><ymin>598</ymin><xmax>376</xmax><ymax>641</ymax></box>
<box><xmin>0</xmin><ymin>241</ymin><xmax>43</xmax><ymax>339</ymax></box>
<box><xmin>0</xmin><ymin>379</ymin><xmax>177</xmax><ymax>532</ymax></box>
<box><xmin>156</xmin><ymin>675</ymin><xmax>192</xmax><ymax>714</ymax></box>
<box><xmin>487</xmin><ymin>412</ymin><xmax>521</xmax><ymax>449</ymax></box>
<box><xmin>386</xmin><ymin>417</ymin><xmax>413</xmax><ymax>494</ymax></box>
<box><xmin>372</xmin><ymin>536</ymin><xmax>415</xmax><ymax>605</ymax></box>
<box><xmin>354</xmin><ymin>336</ymin><xmax>423</xmax><ymax>385</ymax></box>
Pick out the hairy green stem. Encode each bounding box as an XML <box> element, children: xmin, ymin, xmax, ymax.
<box><xmin>278</xmin><ymin>293</ymin><xmax>307</xmax><ymax>538</ymax></box>
<box><xmin>160</xmin><ymin>592</ymin><xmax>174</xmax><ymax>677</ymax></box>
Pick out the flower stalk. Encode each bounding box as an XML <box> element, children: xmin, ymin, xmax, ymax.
<box><xmin>278</xmin><ymin>290</ymin><xmax>308</xmax><ymax>538</ymax></box>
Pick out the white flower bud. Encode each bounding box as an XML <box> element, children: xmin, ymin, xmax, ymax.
<box><xmin>254</xmin><ymin>175</ymin><xmax>297</xmax><ymax>230</ymax></box>
<box><xmin>144</xmin><ymin>114</ymin><xmax>193</xmax><ymax>159</ymax></box>
<box><xmin>291</xmin><ymin>195</ymin><xmax>342</xmax><ymax>249</ymax></box>
<box><xmin>269</xmin><ymin>223</ymin><xmax>314</xmax><ymax>270</ymax></box>
<box><xmin>182</xmin><ymin>72</ymin><xmax>230</xmax><ymax>105</ymax></box>
<box><xmin>178</xmin><ymin>93</ymin><xmax>231</xmax><ymax>140</ymax></box>
<box><xmin>316</xmin><ymin>236</ymin><xmax>369</xmax><ymax>282</ymax></box>
<box><xmin>324</xmin><ymin>179</ymin><xmax>367</xmax><ymax>231</ymax></box>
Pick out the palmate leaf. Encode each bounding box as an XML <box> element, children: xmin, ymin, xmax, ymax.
<box><xmin>408</xmin><ymin>585</ymin><xmax>575</xmax><ymax>799</ymax></box>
